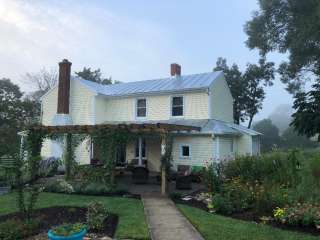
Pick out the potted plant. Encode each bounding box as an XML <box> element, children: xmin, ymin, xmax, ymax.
<box><xmin>48</xmin><ymin>223</ymin><xmax>87</xmax><ymax>240</ymax></box>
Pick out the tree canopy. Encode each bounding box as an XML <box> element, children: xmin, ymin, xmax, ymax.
<box><xmin>253</xmin><ymin>119</ymin><xmax>281</xmax><ymax>152</ymax></box>
<box><xmin>75</xmin><ymin>67</ymin><xmax>117</xmax><ymax>85</ymax></box>
<box><xmin>0</xmin><ymin>78</ymin><xmax>39</xmax><ymax>156</ymax></box>
<box><xmin>245</xmin><ymin>0</ymin><xmax>320</xmax><ymax>93</ymax></box>
<box><xmin>214</xmin><ymin>58</ymin><xmax>274</xmax><ymax>127</ymax></box>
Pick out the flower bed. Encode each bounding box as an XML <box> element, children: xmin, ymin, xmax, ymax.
<box><xmin>172</xmin><ymin>190</ymin><xmax>320</xmax><ymax>236</ymax></box>
<box><xmin>0</xmin><ymin>206</ymin><xmax>118</xmax><ymax>240</ymax></box>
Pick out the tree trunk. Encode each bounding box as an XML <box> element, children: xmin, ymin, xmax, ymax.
<box><xmin>248</xmin><ymin>116</ymin><xmax>254</xmax><ymax>128</ymax></box>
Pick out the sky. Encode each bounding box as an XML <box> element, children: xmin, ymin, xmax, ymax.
<box><xmin>0</xmin><ymin>0</ymin><xmax>293</xmax><ymax>121</ymax></box>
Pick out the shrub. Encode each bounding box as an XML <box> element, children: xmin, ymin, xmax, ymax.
<box><xmin>44</xmin><ymin>179</ymin><xmax>74</xmax><ymax>194</ymax></box>
<box><xmin>0</xmin><ymin>219</ymin><xmax>39</xmax><ymax>240</ymax></box>
<box><xmin>74</xmin><ymin>165</ymin><xmax>110</xmax><ymax>184</ymax></box>
<box><xmin>169</xmin><ymin>192</ymin><xmax>183</xmax><ymax>201</ymax></box>
<box><xmin>82</xmin><ymin>182</ymin><xmax>110</xmax><ymax>195</ymax></box>
<box><xmin>273</xmin><ymin>203</ymin><xmax>320</xmax><ymax>227</ymax></box>
<box><xmin>202</xmin><ymin>161</ymin><xmax>223</xmax><ymax>193</ymax></box>
<box><xmin>87</xmin><ymin>201</ymin><xmax>108</xmax><ymax>231</ymax></box>
<box><xmin>52</xmin><ymin>223</ymin><xmax>86</xmax><ymax>236</ymax></box>
<box><xmin>39</xmin><ymin>157</ymin><xmax>61</xmax><ymax>177</ymax></box>
<box><xmin>212</xmin><ymin>194</ymin><xmax>234</xmax><ymax>215</ymax></box>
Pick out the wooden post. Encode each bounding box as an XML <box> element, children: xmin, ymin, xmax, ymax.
<box><xmin>138</xmin><ymin>136</ymin><xmax>142</xmax><ymax>166</ymax></box>
<box><xmin>161</xmin><ymin>133</ymin><xmax>168</xmax><ymax>195</ymax></box>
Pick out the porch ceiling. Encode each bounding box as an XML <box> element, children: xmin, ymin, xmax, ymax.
<box><xmin>28</xmin><ymin>122</ymin><xmax>201</xmax><ymax>134</ymax></box>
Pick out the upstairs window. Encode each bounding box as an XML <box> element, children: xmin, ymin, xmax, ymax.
<box><xmin>171</xmin><ymin>96</ymin><xmax>184</xmax><ymax>117</ymax></box>
<box><xmin>136</xmin><ymin>98</ymin><xmax>147</xmax><ymax>118</ymax></box>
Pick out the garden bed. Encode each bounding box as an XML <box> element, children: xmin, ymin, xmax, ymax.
<box><xmin>0</xmin><ymin>206</ymin><xmax>118</xmax><ymax>239</ymax></box>
<box><xmin>172</xmin><ymin>190</ymin><xmax>320</xmax><ymax>237</ymax></box>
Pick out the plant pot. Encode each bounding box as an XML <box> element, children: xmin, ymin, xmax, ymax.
<box><xmin>48</xmin><ymin>228</ymin><xmax>87</xmax><ymax>240</ymax></box>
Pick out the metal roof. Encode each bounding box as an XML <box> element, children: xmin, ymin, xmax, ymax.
<box><xmin>75</xmin><ymin>71</ymin><xmax>223</xmax><ymax>97</ymax></box>
<box><xmin>102</xmin><ymin>119</ymin><xmax>261</xmax><ymax>136</ymax></box>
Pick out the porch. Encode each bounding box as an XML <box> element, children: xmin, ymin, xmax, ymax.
<box><xmin>28</xmin><ymin>122</ymin><xmax>201</xmax><ymax>195</ymax></box>
<box><xmin>116</xmin><ymin>170</ymin><xmax>205</xmax><ymax>196</ymax></box>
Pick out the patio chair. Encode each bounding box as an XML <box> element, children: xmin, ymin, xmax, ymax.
<box><xmin>132</xmin><ymin>166</ymin><xmax>149</xmax><ymax>184</ymax></box>
<box><xmin>176</xmin><ymin>165</ymin><xmax>192</xmax><ymax>190</ymax></box>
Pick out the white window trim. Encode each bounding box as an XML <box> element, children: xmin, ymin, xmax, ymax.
<box><xmin>135</xmin><ymin>98</ymin><xmax>147</xmax><ymax>120</ymax></box>
<box><xmin>134</xmin><ymin>138</ymin><xmax>147</xmax><ymax>160</ymax></box>
<box><xmin>179</xmin><ymin>144</ymin><xmax>192</xmax><ymax>159</ymax></box>
<box><xmin>171</xmin><ymin>95</ymin><xmax>184</xmax><ymax>118</ymax></box>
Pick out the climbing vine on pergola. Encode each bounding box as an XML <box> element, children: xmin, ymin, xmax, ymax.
<box><xmin>26</xmin><ymin>123</ymin><xmax>200</xmax><ymax>194</ymax></box>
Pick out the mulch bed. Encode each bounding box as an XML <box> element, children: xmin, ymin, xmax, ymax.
<box><xmin>0</xmin><ymin>206</ymin><xmax>118</xmax><ymax>238</ymax></box>
<box><xmin>173</xmin><ymin>191</ymin><xmax>320</xmax><ymax>237</ymax></box>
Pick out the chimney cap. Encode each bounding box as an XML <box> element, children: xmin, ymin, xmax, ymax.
<box><xmin>59</xmin><ymin>59</ymin><xmax>72</xmax><ymax>65</ymax></box>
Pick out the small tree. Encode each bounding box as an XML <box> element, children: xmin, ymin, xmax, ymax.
<box><xmin>15</xmin><ymin>129</ymin><xmax>45</xmax><ymax>221</ymax></box>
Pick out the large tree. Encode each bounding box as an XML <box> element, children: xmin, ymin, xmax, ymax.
<box><xmin>281</xmin><ymin>126</ymin><xmax>318</xmax><ymax>149</ymax></box>
<box><xmin>24</xmin><ymin>67</ymin><xmax>58</xmax><ymax>100</ymax></box>
<box><xmin>214</xmin><ymin>58</ymin><xmax>274</xmax><ymax>127</ymax></box>
<box><xmin>0</xmin><ymin>79</ymin><xmax>39</xmax><ymax>156</ymax></box>
<box><xmin>75</xmin><ymin>67</ymin><xmax>116</xmax><ymax>85</ymax></box>
<box><xmin>245</xmin><ymin>0</ymin><xmax>320</xmax><ymax>93</ymax></box>
<box><xmin>291</xmin><ymin>80</ymin><xmax>320</xmax><ymax>141</ymax></box>
<box><xmin>253</xmin><ymin>119</ymin><xmax>281</xmax><ymax>152</ymax></box>
<box><xmin>245</xmin><ymin>0</ymin><xmax>320</xmax><ymax>139</ymax></box>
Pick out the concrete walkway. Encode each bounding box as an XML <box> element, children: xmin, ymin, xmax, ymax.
<box><xmin>142</xmin><ymin>196</ymin><xmax>204</xmax><ymax>240</ymax></box>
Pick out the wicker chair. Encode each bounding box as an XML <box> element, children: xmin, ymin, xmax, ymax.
<box><xmin>176</xmin><ymin>165</ymin><xmax>192</xmax><ymax>190</ymax></box>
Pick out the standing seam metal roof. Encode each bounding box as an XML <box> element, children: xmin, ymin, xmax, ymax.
<box><xmin>75</xmin><ymin>71</ymin><xmax>223</xmax><ymax>97</ymax></box>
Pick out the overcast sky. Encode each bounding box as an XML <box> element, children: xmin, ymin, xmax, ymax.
<box><xmin>0</xmin><ymin>0</ymin><xmax>293</xmax><ymax>121</ymax></box>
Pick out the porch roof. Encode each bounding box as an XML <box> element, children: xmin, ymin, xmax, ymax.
<box><xmin>101</xmin><ymin>119</ymin><xmax>261</xmax><ymax>136</ymax></box>
<box><xmin>28</xmin><ymin>122</ymin><xmax>201</xmax><ymax>134</ymax></box>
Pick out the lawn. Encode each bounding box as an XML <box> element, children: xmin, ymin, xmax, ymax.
<box><xmin>177</xmin><ymin>204</ymin><xmax>318</xmax><ymax>240</ymax></box>
<box><xmin>0</xmin><ymin>192</ymin><xmax>149</xmax><ymax>240</ymax></box>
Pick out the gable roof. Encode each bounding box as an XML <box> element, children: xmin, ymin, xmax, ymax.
<box><xmin>76</xmin><ymin>71</ymin><xmax>223</xmax><ymax>97</ymax></box>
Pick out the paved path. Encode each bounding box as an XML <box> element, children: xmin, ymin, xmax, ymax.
<box><xmin>142</xmin><ymin>196</ymin><xmax>204</xmax><ymax>240</ymax></box>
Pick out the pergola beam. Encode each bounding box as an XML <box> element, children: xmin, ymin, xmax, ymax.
<box><xmin>28</xmin><ymin>123</ymin><xmax>200</xmax><ymax>134</ymax></box>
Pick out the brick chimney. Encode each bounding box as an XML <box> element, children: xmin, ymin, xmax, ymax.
<box><xmin>171</xmin><ymin>63</ymin><xmax>181</xmax><ymax>77</ymax></box>
<box><xmin>57</xmin><ymin>59</ymin><xmax>72</xmax><ymax>114</ymax></box>
<box><xmin>52</xmin><ymin>59</ymin><xmax>73</xmax><ymax>126</ymax></box>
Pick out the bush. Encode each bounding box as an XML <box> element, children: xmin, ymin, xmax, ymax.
<box><xmin>212</xmin><ymin>194</ymin><xmax>234</xmax><ymax>215</ymax></box>
<box><xmin>202</xmin><ymin>162</ymin><xmax>223</xmax><ymax>193</ymax></box>
<box><xmin>87</xmin><ymin>201</ymin><xmax>108</xmax><ymax>231</ymax></box>
<box><xmin>44</xmin><ymin>179</ymin><xmax>74</xmax><ymax>193</ymax></box>
<box><xmin>39</xmin><ymin>157</ymin><xmax>61</xmax><ymax>177</ymax></box>
<box><xmin>273</xmin><ymin>203</ymin><xmax>320</xmax><ymax>227</ymax></box>
<box><xmin>74</xmin><ymin>165</ymin><xmax>110</xmax><ymax>184</ymax></box>
<box><xmin>169</xmin><ymin>192</ymin><xmax>183</xmax><ymax>201</ymax></box>
<box><xmin>82</xmin><ymin>182</ymin><xmax>110</xmax><ymax>195</ymax></box>
<box><xmin>0</xmin><ymin>219</ymin><xmax>39</xmax><ymax>240</ymax></box>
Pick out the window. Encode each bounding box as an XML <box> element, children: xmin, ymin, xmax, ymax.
<box><xmin>180</xmin><ymin>145</ymin><xmax>191</xmax><ymax>158</ymax></box>
<box><xmin>136</xmin><ymin>99</ymin><xmax>146</xmax><ymax>118</ymax></box>
<box><xmin>135</xmin><ymin>138</ymin><xmax>146</xmax><ymax>158</ymax></box>
<box><xmin>171</xmin><ymin>96</ymin><xmax>183</xmax><ymax>116</ymax></box>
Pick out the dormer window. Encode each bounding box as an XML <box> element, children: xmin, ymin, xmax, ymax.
<box><xmin>171</xmin><ymin>96</ymin><xmax>184</xmax><ymax>117</ymax></box>
<box><xmin>136</xmin><ymin>98</ymin><xmax>147</xmax><ymax>118</ymax></box>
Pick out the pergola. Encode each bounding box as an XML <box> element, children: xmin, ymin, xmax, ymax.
<box><xmin>27</xmin><ymin>122</ymin><xmax>201</xmax><ymax>195</ymax></box>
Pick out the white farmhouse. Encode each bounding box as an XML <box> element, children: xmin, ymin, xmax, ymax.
<box><xmin>41</xmin><ymin>60</ymin><xmax>260</xmax><ymax>172</ymax></box>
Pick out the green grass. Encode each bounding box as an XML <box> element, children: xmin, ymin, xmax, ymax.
<box><xmin>177</xmin><ymin>204</ymin><xmax>318</xmax><ymax>240</ymax></box>
<box><xmin>0</xmin><ymin>192</ymin><xmax>149</xmax><ymax>240</ymax></box>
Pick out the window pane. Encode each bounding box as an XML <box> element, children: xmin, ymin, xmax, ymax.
<box><xmin>137</xmin><ymin>108</ymin><xmax>146</xmax><ymax>117</ymax></box>
<box><xmin>172</xmin><ymin>96</ymin><xmax>183</xmax><ymax>106</ymax></box>
<box><xmin>182</xmin><ymin>146</ymin><xmax>190</xmax><ymax>157</ymax></box>
<box><xmin>172</xmin><ymin>106</ymin><xmax>183</xmax><ymax>116</ymax></box>
<box><xmin>137</xmin><ymin>99</ymin><xmax>146</xmax><ymax>108</ymax></box>
<box><xmin>135</xmin><ymin>138</ymin><xmax>146</xmax><ymax>158</ymax></box>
